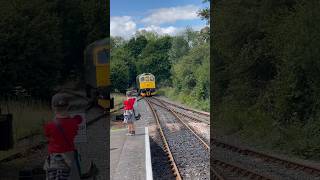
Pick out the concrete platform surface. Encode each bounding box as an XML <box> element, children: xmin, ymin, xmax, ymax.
<box><xmin>75</xmin><ymin>107</ymin><xmax>108</xmax><ymax>180</ymax></box>
<box><xmin>110</xmin><ymin>99</ymin><xmax>153</xmax><ymax>180</ymax></box>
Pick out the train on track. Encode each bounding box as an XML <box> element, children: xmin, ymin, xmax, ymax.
<box><xmin>84</xmin><ymin>38</ymin><xmax>114</xmax><ymax>110</ymax></box>
<box><xmin>136</xmin><ymin>73</ymin><xmax>156</xmax><ymax>97</ymax></box>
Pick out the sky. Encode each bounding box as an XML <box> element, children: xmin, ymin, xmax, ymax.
<box><xmin>111</xmin><ymin>0</ymin><xmax>208</xmax><ymax>39</ymax></box>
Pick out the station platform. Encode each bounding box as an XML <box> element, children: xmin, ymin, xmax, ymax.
<box><xmin>110</xmin><ymin>100</ymin><xmax>153</xmax><ymax>180</ymax></box>
<box><xmin>75</xmin><ymin>107</ymin><xmax>108</xmax><ymax>179</ymax></box>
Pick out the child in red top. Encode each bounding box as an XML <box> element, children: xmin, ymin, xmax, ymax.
<box><xmin>44</xmin><ymin>115</ymin><xmax>82</xmax><ymax>153</ymax></box>
<box><xmin>43</xmin><ymin>93</ymin><xmax>82</xmax><ymax>180</ymax></box>
<box><xmin>124</xmin><ymin>97</ymin><xmax>135</xmax><ymax>110</ymax></box>
<box><xmin>123</xmin><ymin>91</ymin><xmax>136</xmax><ymax>135</ymax></box>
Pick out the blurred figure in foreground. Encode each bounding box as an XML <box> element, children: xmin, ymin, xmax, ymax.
<box><xmin>43</xmin><ymin>93</ymin><xmax>82</xmax><ymax>180</ymax></box>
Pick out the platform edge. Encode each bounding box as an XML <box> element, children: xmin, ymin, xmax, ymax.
<box><xmin>145</xmin><ymin>127</ymin><xmax>153</xmax><ymax>180</ymax></box>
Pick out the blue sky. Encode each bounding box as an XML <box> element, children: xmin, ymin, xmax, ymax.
<box><xmin>111</xmin><ymin>0</ymin><xmax>208</xmax><ymax>39</ymax></box>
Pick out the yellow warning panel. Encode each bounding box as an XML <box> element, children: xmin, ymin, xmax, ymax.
<box><xmin>140</xmin><ymin>82</ymin><xmax>155</xmax><ymax>89</ymax></box>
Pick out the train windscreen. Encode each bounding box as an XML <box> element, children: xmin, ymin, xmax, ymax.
<box><xmin>97</xmin><ymin>49</ymin><xmax>109</xmax><ymax>64</ymax></box>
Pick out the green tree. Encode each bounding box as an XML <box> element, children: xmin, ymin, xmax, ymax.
<box><xmin>111</xmin><ymin>36</ymin><xmax>125</xmax><ymax>48</ymax></box>
<box><xmin>169</xmin><ymin>36</ymin><xmax>190</xmax><ymax>63</ymax></box>
<box><xmin>0</xmin><ymin>0</ymin><xmax>108</xmax><ymax>99</ymax></box>
<box><xmin>125</xmin><ymin>35</ymin><xmax>148</xmax><ymax>85</ymax></box>
<box><xmin>171</xmin><ymin>43</ymin><xmax>209</xmax><ymax>98</ymax></box>
<box><xmin>136</xmin><ymin>36</ymin><xmax>172</xmax><ymax>84</ymax></box>
<box><xmin>53</xmin><ymin>0</ymin><xmax>108</xmax><ymax>76</ymax></box>
<box><xmin>212</xmin><ymin>0</ymin><xmax>320</xmax><ymax>158</ymax></box>
<box><xmin>135</xmin><ymin>30</ymin><xmax>159</xmax><ymax>42</ymax></box>
<box><xmin>110</xmin><ymin>47</ymin><xmax>132</xmax><ymax>92</ymax></box>
<box><xmin>267</xmin><ymin>0</ymin><xmax>320</xmax><ymax>125</ymax></box>
<box><xmin>0</xmin><ymin>0</ymin><xmax>63</xmax><ymax>99</ymax></box>
<box><xmin>198</xmin><ymin>0</ymin><xmax>210</xmax><ymax>24</ymax></box>
<box><xmin>126</xmin><ymin>36</ymin><xmax>148</xmax><ymax>58</ymax></box>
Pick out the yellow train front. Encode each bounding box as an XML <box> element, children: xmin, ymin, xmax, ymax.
<box><xmin>136</xmin><ymin>73</ymin><xmax>156</xmax><ymax>97</ymax></box>
<box><xmin>84</xmin><ymin>38</ymin><xmax>114</xmax><ymax>110</ymax></box>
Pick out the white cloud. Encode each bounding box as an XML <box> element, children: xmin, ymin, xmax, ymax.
<box><xmin>110</xmin><ymin>16</ymin><xmax>137</xmax><ymax>39</ymax></box>
<box><xmin>111</xmin><ymin>5</ymin><xmax>205</xmax><ymax>39</ymax></box>
<box><xmin>138</xmin><ymin>25</ymin><xmax>182</xmax><ymax>36</ymax></box>
<box><xmin>141</xmin><ymin>5</ymin><xmax>199</xmax><ymax>25</ymax></box>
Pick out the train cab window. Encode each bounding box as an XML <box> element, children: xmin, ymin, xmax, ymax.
<box><xmin>150</xmin><ymin>76</ymin><xmax>154</xmax><ymax>81</ymax></box>
<box><xmin>140</xmin><ymin>77</ymin><xmax>145</xmax><ymax>82</ymax></box>
<box><xmin>97</xmin><ymin>49</ymin><xmax>109</xmax><ymax>64</ymax></box>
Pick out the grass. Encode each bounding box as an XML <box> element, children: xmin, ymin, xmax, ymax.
<box><xmin>0</xmin><ymin>99</ymin><xmax>52</xmax><ymax>141</ymax></box>
<box><xmin>0</xmin><ymin>99</ymin><xmax>52</xmax><ymax>160</ymax></box>
<box><xmin>215</xmin><ymin>103</ymin><xmax>320</xmax><ymax>161</ymax></box>
<box><xmin>110</xmin><ymin>93</ymin><xmax>126</xmax><ymax>130</ymax></box>
<box><xmin>111</xmin><ymin>93</ymin><xmax>126</xmax><ymax>111</ymax></box>
<box><xmin>157</xmin><ymin>87</ymin><xmax>209</xmax><ymax>112</ymax></box>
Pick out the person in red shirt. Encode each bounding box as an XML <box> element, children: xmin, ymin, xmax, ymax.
<box><xmin>123</xmin><ymin>91</ymin><xmax>137</xmax><ymax>135</ymax></box>
<box><xmin>43</xmin><ymin>93</ymin><xmax>82</xmax><ymax>180</ymax></box>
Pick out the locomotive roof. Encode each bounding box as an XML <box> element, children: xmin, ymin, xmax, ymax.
<box><xmin>138</xmin><ymin>73</ymin><xmax>154</xmax><ymax>76</ymax></box>
<box><xmin>85</xmin><ymin>38</ymin><xmax>109</xmax><ymax>53</ymax></box>
<box><xmin>136</xmin><ymin>73</ymin><xmax>154</xmax><ymax>79</ymax></box>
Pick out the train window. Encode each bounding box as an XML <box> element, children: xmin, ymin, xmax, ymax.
<box><xmin>140</xmin><ymin>77</ymin><xmax>145</xmax><ymax>82</ymax></box>
<box><xmin>150</xmin><ymin>76</ymin><xmax>154</xmax><ymax>81</ymax></box>
<box><xmin>97</xmin><ymin>49</ymin><xmax>109</xmax><ymax>64</ymax></box>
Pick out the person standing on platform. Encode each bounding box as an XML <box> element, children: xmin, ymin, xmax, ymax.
<box><xmin>123</xmin><ymin>91</ymin><xmax>137</xmax><ymax>136</ymax></box>
<box><xmin>43</xmin><ymin>93</ymin><xmax>82</xmax><ymax>180</ymax></box>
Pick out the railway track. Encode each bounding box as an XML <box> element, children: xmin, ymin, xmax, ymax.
<box><xmin>153</xmin><ymin>97</ymin><xmax>210</xmax><ymax>118</ymax></box>
<box><xmin>151</xmin><ymin>97</ymin><xmax>320</xmax><ymax>179</ymax></box>
<box><xmin>146</xmin><ymin>99</ymin><xmax>182</xmax><ymax>180</ymax></box>
<box><xmin>213</xmin><ymin>138</ymin><xmax>320</xmax><ymax>179</ymax></box>
<box><xmin>148</xmin><ymin>97</ymin><xmax>274</xmax><ymax>179</ymax></box>
<box><xmin>148</xmin><ymin>98</ymin><xmax>210</xmax><ymax>145</ymax></box>
<box><xmin>146</xmin><ymin>98</ymin><xmax>210</xmax><ymax>179</ymax></box>
<box><xmin>150</xmin><ymin>97</ymin><xmax>209</xmax><ymax>125</ymax></box>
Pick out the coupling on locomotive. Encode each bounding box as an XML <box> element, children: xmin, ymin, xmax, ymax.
<box><xmin>136</xmin><ymin>73</ymin><xmax>156</xmax><ymax>97</ymax></box>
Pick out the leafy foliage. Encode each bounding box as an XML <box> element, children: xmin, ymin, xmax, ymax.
<box><xmin>111</xmin><ymin>27</ymin><xmax>210</xmax><ymax>110</ymax></box>
<box><xmin>213</xmin><ymin>0</ymin><xmax>320</xmax><ymax>159</ymax></box>
<box><xmin>136</xmin><ymin>36</ymin><xmax>172</xmax><ymax>84</ymax></box>
<box><xmin>198</xmin><ymin>0</ymin><xmax>210</xmax><ymax>24</ymax></box>
<box><xmin>0</xmin><ymin>0</ymin><xmax>108</xmax><ymax>99</ymax></box>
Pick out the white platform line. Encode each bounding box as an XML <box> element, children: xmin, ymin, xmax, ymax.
<box><xmin>145</xmin><ymin>127</ymin><xmax>153</xmax><ymax>180</ymax></box>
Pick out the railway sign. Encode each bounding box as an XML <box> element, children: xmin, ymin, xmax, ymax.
<box><xmin>73</xmin><ymin>113</ymin><xmax>87</xmax><ymax>143</ymax></box>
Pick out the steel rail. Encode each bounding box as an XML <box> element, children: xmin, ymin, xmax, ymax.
<box><xmin>145</xmin><ymin>99</ymin><xmax>182</xmax><ymax>180</ymax></box>
<box><xmin>213</xmin><ymin>138</ymin><xmax>320</xmax><ymax>176</ymax></box>
<box><xmin>154</xmin><ymin>97</ymin><xmax>320</xmax><ymax>177</ymax></box>
<box><xmin>149</xmin><ymin>100</ymin><xmax>209</xmax><ymax>124</ymax></box>
<box><xmin>212</xmin><ymin>159</ymin><xmax>272</xmax><ymax>180</ymax></box>
<box><xmin>150</xmin><ymin>98</ymin><xmax>274</xmax><ymax>179</ymax></box>
<box><xmin>153</xmin><ymin>97</ymin><xmax>210</xmax><ymax>117</ymax></box>
<box><xmin>212</xmin><ymin>167</ymin><xmax>225</xmax><ymax>180</ymax></box>
<box><xmin>150</xmin><ymin>98</ymin><xmax>210</xmax><ymax>150</ymax></box>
